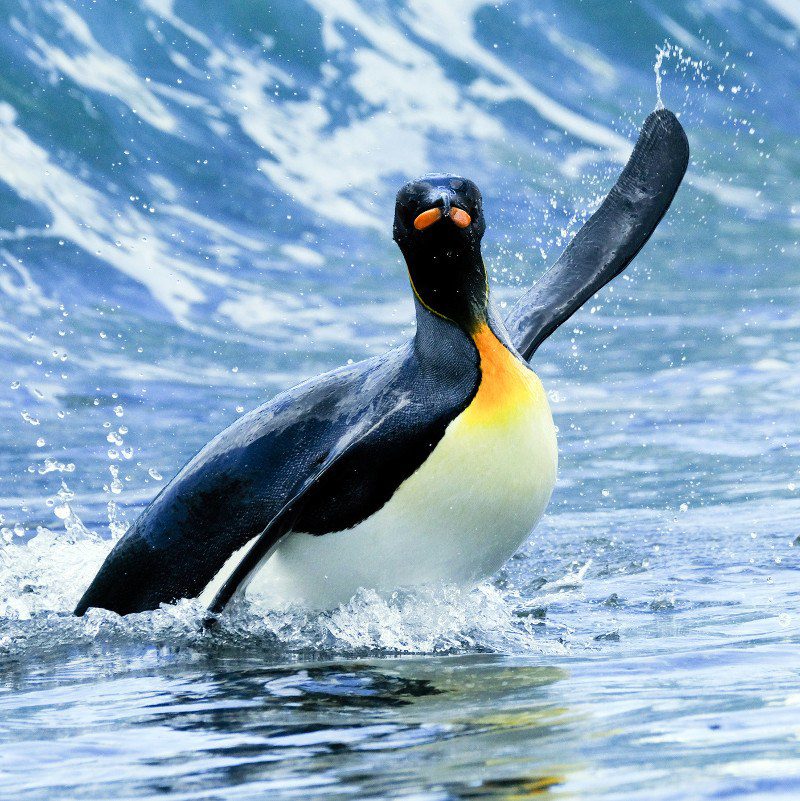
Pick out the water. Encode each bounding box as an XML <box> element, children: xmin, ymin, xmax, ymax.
<box><xmin>1</xmin><ymin>0</ymin><xmax>799</xmax><ymax>798</ymax></box>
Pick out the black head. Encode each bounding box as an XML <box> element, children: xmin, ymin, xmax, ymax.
<box><xmin>393</xmin><ymin>174</ymin><xmax>487</xmax><ymax>333</ymax></box>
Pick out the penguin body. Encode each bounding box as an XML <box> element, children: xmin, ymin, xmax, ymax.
<box><xmin>203</xmin><ymin>319</ymin><xmax>557</xmax><ymax>609</ymax></box>
<box><xmin>75</xmin><ymin>110</ymin><xmax>689</xmax><ymax>619</ymax></box>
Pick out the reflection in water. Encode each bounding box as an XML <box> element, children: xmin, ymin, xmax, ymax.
<box><xmin>0</xmin><ymin>650</ymin><xmax>571</xmax><ymax>799</ymax></box>
<box><xmin>9</xmin><ymin>641</ymin><xmax>795</xmax><ymax>798</ymax></box>
<box><xmin>3</xmin><ymin>595</ymin><xmax>800</xmax><ymax>800</ymax></box>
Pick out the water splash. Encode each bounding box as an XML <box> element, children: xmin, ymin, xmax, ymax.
<box><xmin>653</xmin><ymin>40</ymin><xmax>709</xmax><ymax>111</ymax></box>
<box><xmin>654</xmin><ymin>46</ymin><xmax>666</xmax><ymax>110</ymax></box>
<box><xmin>0</xmin><ymin>483</ymin><xmax>578</xmax><ymax>657</ymax></box>
<box><xmin>0</xmin><ymin>546</ymin><xmax>567</xmax><ymax>657</ymax></box>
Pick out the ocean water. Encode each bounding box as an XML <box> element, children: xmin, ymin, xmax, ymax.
<box><xmin>1</xmin><ymin>1</ymin><xmax>799</xmax><ymax>798</ymax></box>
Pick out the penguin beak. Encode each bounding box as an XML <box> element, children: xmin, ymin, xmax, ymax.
<box><xmin>413</xmin><ymin>205</ymin><xmax>472</xmax><ymax>231</ymax></box>
<box><xmin>449</xmin><ymin>207</ymin><xmax>472</xmax><ymax>228</ymax></box>
<box><xmin>439</xmin><ymin>189</ymin><xmax>452</xmax><ymax>218</ymax></box>
<box><xmin>414</xmin><ymin>207</ymin><xmax>443</xmax><ymax>230</ymax></box>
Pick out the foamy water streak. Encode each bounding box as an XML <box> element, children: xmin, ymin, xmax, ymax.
<box><xmin>1</xmin><ymin>0</ymin><xmax>773</xmax><ymax>337</ymax></box>
<box><xmin>0</xmin><ymin>509</ymin><xmax>552</xmax><ymax>655</ymax></box>
<box><xmin>0</xmin><ymin>515</ymin><xmax>579</xmax><ymax>657</ymax></box>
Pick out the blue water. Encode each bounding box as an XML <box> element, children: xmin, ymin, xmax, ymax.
<box><xmin>1</xmin><ymin>1</ymin><xmax>799</xmax><ymax>798</ymax></box>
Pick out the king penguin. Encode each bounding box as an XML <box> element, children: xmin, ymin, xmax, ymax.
<box><xmin>75</xmin><ymin>109</ymin><xmax>688</xmax><ymax>618</ymax></box>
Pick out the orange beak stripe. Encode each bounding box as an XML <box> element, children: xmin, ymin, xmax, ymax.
<box><xmin>413</xmin><ymin>207</ymin><xmax>442</xmax><ymax>230</ymax></box>
<box><xmin>450</xmin><ymin>207</ymin><xmax>472</xmax><ymax>228</ymax></box>
<box><xmin>413</xmin><ymin>206</ymin><xmax>472</xmax><ymax>230</ymax></box>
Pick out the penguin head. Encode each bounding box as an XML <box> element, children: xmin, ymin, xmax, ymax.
<box><xmin>393</xmin><ymin>174</ymin><xmax>486</xmax><ymax>244</ymax></box>
<box><xmin>393</xmin><ymin>174</ymin><xmax>488</xmax><ymax>332</ymax></box>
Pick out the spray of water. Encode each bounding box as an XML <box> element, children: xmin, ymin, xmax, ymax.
<box><xmin>653</xmin><ymin>40</ymin><xmax>709</xmax><ymax>111</ymax></box>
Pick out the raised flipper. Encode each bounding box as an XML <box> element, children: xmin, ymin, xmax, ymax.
<box><xmin>505</xmin><ymin>108</ymin><xmax>689</xmax><ymax>361</ymax></box>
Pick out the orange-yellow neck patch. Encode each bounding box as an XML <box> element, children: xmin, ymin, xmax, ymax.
<box><xmin>463</xmin><ymin>323</ymin><xmax>547</xmax><ymax>427</ymax></box>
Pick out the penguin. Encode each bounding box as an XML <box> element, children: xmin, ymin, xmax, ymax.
<box><xmin>75</xmin><ymin>109</ymin><xmax>688</xmax><ymax>618</ymax></box>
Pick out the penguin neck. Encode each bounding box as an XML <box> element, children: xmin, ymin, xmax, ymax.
<box><xmin>403</xmin><ymin>237</ymin><xmax>488</xmax><ymax>336</ymax></box>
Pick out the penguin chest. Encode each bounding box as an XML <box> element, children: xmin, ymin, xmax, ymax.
<box><xmin>248</xmin><ymin>327</ymin><xmax>558</xmax><ymax>609</ymax></box>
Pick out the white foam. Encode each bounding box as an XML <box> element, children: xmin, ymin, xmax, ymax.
<box><xmin>141</xmin><ymin>0</ymin><xmax>213</xmax><ymax>50</ymax></box>
<box><xmin>538</xmin><ymin>17</ymin><xmax>617</xmax><ymax>85</ymax></box>
<box><xmin>0</xmin><ymin>104</ymin><xmax>202</xmax><ymax>319</ymax></box>
<box><xmin>0</xmin><ymin>103</ymin><xmax>285</xmax><ymax>331</ymax></box>
<box><xmin>763</xmin><ymin>0</ymin><xmax>800</xmax><ymax>30</ymax></box>
<box><xmin>0</xmin><ymin>520</ymin><xmax>561</xmax><ymax>657</ymax></box>
<box><xmin>688</xmin><ymin>173</ymin><xmax>772</xmax><ymax>215</ymax></box>
<box><xmin>0</xmin><ymin>526</ymin><xmax>107</xmax><ymax>622</ymax></box>
<box><xmin>212</xmin><ymin>0</ymin><xmax>504</xmax><ymax>227</ymax></box>
<box><xmin>404</xmin><ymin>0</ymin><xmax>631</xmax><ymax>160</ymax></box>
<box><xmin>654</xmin><ymin>13</ymin><xmax>710</xmax><ymax>56</ymax></box>
<box><xmin>0</xmin><ymin>247</ymin><xmax>54</xmax><ymax>314</ymax></box>
<box><xmin>280</xmin><ymin>244</ymin><xmax>326</xmax><ymax>267</ymax></box>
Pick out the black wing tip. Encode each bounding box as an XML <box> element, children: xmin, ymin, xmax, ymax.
<box><xmin>74</xmin><ymin>587</ymin><xmax>95</xmax><ymax>616</ymax></box>
<box><xmin>615</xmin><ymin>107</ymin><xmax>689</xmax><ymax>200</ymax></box>
<box><xmin>641</xmin><ymin>108</ymin><xmax>690</xmax><ymax>171</ymax></box>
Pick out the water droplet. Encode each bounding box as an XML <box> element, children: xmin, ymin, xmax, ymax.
<box><xmin>108</xmin><ymin>464</ymin><xmax>123</xmax><ymax>494</ymax></box>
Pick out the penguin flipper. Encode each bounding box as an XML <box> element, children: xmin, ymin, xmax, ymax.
<box><xmin>203</xmin><ymin>443</ymin><xmax>359</xmax><ymax>619</ymax></box>
<box><xmin>74</xmin><ymin>313</ymin><xmax>478</xmax><ymax>618</ymax></box>
<box><xmin>505</xmin><ymin>108</ymin><xmax>689</xmax><ymax>361</ymax></box>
